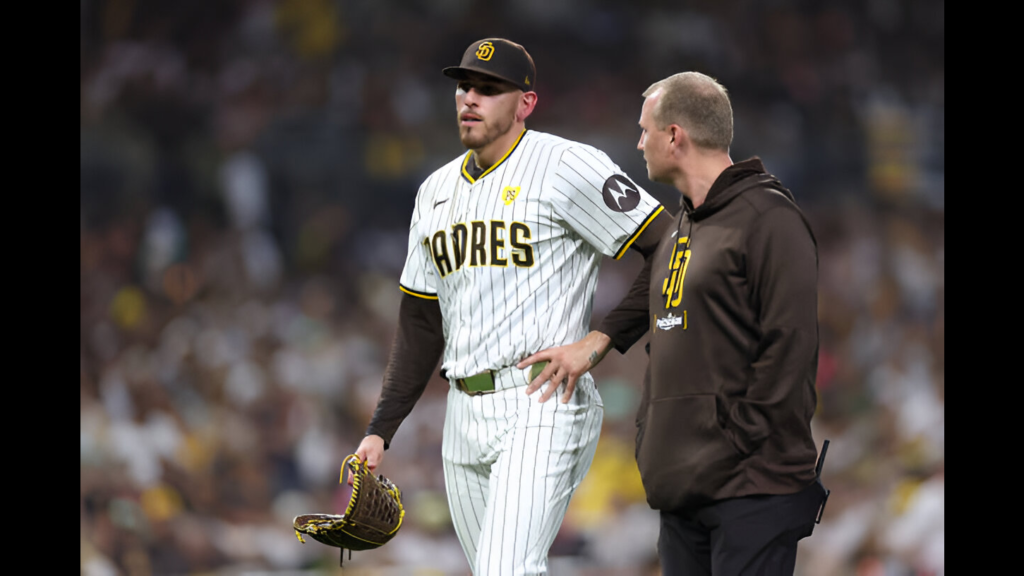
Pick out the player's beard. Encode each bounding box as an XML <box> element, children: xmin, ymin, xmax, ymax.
<box><xmin>458</xmin><ymin>111</ymin><xmax>515</xmax><ymax>150</ymax></box>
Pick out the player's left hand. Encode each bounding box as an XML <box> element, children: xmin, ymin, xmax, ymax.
<box><xmin>518</xmin><ymin>331</ymin><xmax>612</xmax><ymax>403</ymax></box>
<box><xmin>350</xmin><ymin>434</ymin><xmax>385</xmax><ymax>485</ymax></box>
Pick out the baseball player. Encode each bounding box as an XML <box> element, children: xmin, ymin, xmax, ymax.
<box><xmin>354</xmin><ymin>38</ymin><xmax>670</xmax><ymax>575</ymax></box>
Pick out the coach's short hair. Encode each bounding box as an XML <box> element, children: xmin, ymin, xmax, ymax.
<box><xmin>642</xmin><ymin>72</ymin><xmax>733</xmax><ymax>152</ymax></box>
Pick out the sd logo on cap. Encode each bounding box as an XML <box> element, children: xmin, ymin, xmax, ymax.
<box><xmin>475</xmin><ymin>42</ymin><xmax>495</xmax><ymax>61</ymax></box>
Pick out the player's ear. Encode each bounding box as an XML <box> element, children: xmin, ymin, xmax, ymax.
<box><xmin>517</xmin><ymin>91</ymin><xmax>538</xmax><ymax>122</ymax></box>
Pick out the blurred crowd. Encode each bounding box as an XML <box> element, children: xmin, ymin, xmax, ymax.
<box><xmin>80</xmin><ymin>1</ymin><xmax>943</xmax><ymax>575</ymax></box>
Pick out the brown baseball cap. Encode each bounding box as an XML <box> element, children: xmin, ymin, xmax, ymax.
<box><xmin>442</xmin><ymin>38</ymin><xmax>536</xmax><ymax>92</ymax></box>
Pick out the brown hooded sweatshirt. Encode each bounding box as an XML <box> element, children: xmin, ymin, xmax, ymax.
<box><xmin>598</xmin><ymin>158</ymin><xmax>820</xmax><ymax>513</ymax></box>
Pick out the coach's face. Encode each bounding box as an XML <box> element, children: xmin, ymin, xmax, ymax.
<box><xmin>637</xmin><ymin>91</ymin><xmax>672</xmax><ymax>183</ymax></box>
<box><xmin>455</xmin><ymin>74</ymin><xmax>522</xmax><ymax>149</ymax></box>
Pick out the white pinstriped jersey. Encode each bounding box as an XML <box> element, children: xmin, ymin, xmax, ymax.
<box><xmin>399</xmin><ymin>129</ymin><xmax>664</xmax><ymax>379</ymax></box>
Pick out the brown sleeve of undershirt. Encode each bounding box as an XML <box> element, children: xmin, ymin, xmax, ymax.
<box><xmin>365</xmin><ymin>292</ymin><xmax>445</xmax><ymax>449</ymax></box>
<box><xmin>596</xmin><ymin>208</ymin><xmax>672</xmax><ymax>354</ymax></box>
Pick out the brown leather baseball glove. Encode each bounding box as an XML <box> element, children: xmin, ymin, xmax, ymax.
<box><xmin>293</xmin><ymin>454</ymin><xmax>405</xmax><ymax>566</ymax></box>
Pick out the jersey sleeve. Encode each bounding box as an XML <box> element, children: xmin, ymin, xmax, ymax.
<box><xmin>548</xmin><ymin>145</ymin><xmax>665</xmax><ymax>259</ymax></box>
<box><xmin>398</xmin><ymin>190</ymin><xmax>439</xmax><ymax>300</ymax></box>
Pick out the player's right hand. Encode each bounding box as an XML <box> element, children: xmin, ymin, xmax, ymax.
<box><xmin>518</xmin><ymin>331</ymin><xmax>612</xmax><ymax>404</ymax></box>
<box><xmin>351</xmin><ymin>435</ymin><xmax>386</xmax><ymax>485</ymax></box>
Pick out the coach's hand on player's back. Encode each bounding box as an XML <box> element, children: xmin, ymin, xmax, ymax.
<box><xmin>350</xmin><ymin>434</ymin><xmax>386</xmax><ymax>485</ymax></box>
<box><xmin>518</xmin><ymin>331</ymin><xmax>613</xmax><ymax>404</ymax></box>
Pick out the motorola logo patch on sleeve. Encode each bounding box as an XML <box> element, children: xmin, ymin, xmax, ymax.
<box><xmin>602</xmin><ymin>175</ymin><xmax>641</xmax><ymax>212</ymax></box>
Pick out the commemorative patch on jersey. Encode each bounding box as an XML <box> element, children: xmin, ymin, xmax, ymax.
<box><xmin>502</xmin><ymin>186</ymin><xmax>521</xmax><ymax>205</ymax></box>
<box><xmin>602</xmin><ymin>175</ymin><xmax>641</xmax><ymax>212</ymax></box>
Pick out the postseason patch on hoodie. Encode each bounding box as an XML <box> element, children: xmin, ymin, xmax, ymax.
<box><xmin>655</xmin><ymin>311</ymin><xmax>687</xmax><ymax>331</ymax></box>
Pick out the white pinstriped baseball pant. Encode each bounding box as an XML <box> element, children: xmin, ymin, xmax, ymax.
<box><xmin>442</xmin><ymin>365</ymin><xmax>604</xmax><ymax>576</ymax></box>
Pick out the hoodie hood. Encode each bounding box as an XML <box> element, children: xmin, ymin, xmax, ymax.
<box><xmin>684</xmin><ymin>157</ymin><xmax>795</xmax><ymax>221</ymax></box>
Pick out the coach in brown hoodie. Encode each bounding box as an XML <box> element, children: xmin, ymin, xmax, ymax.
<box><xmin>519</xmin><ymin>72</ymin><xmax>828</xmax><ymax>575</ymax></box>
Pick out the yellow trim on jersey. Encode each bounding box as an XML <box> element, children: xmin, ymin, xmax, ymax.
<box><xmin>461</xmin><ymin>129</ymin><xmax>528</xmax><ymax>184</ymax></box>
<box><xmin>614</xmin><ymin>205</ymin><xmax>666</xmax><ymax>260</ymax></box>
<box><xmin>399</xmin><ymin>285</ymin><xmax>439</xmax><ymax>300</ymax></box>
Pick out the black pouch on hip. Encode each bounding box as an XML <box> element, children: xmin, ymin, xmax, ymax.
<box><xmin>814</xmin><ymin>439</ymin><xmax>831</xmax><ymax>524</ymax></box>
